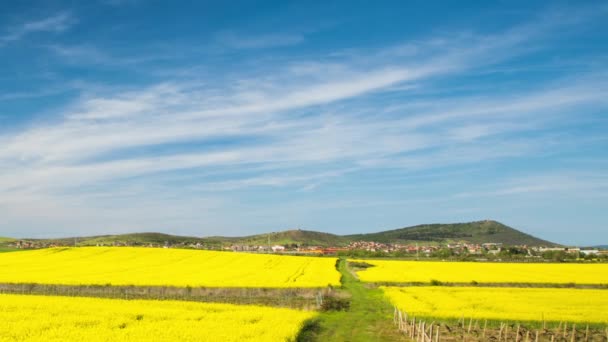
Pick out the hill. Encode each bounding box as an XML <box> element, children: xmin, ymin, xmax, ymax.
<box><xmin>0</xmin><ymin>237</ymin><xmax>16</xmax><ymax>246</ymax></box>
<box><xmin>23</xmin><ymin>233</ymin><xmax>215</xmax><ymax>247</ymax></box>
<box><xmin>209</xmin><ymin>229</ymin><xmax>349</xmax><ymax>247</ymax></box>
<box><xmin>77</xmin><ymin>232</ymin><xmax>215</xmax><ymax>245</ymax></box>
<box><xmin>10</xmin><ymin>220</ymin><xmax>556</xmax><ymax>247</ymax></box>
<box><xmin>345</xmin><ymin>220</ymin><xmax>555</xmax><ymax>246</ymax></box>
<box><xmin>0</xmin><ymin>237</ymin><xmax>17</xmax><ymax>252</ymax></box>
<box><xmin>208</xmin><ymin>221</ymin><xmax>554</xmax><ymax>247</ymax></box>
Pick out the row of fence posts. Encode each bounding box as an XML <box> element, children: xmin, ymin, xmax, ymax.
<box><xmin>394</xmin><ymin>307</ymin><xmax>439</xmax><ymax>342</ymax></box>
<box><xmin>394</xmin><ymin>306</ymin><xmax>608</xmax><ymax>342</ymax></box>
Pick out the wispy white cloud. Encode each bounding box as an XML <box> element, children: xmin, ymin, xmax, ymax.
<box><xmin>47</xmin><ymin>43</ymin><xmax>178</xmax><ymax>67</ymax></box>
<box><xmin>1</xmin><ymin>68</ymin><xmax>604</xmax><ymax>197</ymax></box>
<box><xmin>0</xmin><ymin>12</ymin><xmax>75</xmax><ymax>45</ymax></box>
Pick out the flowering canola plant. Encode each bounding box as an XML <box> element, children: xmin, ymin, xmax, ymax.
<box><xmin>0</xmin><ymin>247</ymin><xmax>340</xmax><ymax>288</ymax></box>
<box><xmin>0</xmin><ymin>294</ymin><xmax>315</xmax><ymax>341</ymax></box>
<box><xmin>353</xmin><ymin>259</ymin><xmax>608</xmax><ymax>285</ymax></box>
<box><xmin>382</xmin><ymin>286</ymin><xmax>608</xmax><ymax>324</ymax></box>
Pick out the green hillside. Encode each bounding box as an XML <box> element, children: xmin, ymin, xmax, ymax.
<box><xmin>0</xmin><ymin>237</ymin><xmax>16</xmax><ymax>246</ymax></box>
<box><xmin>78</xmin><ymin>232</ymin><xmax>212</xmax><ymax>245</ymax></box>
<box><xmin>345</xmin><ymin>220</ymin><xmax>555</xmax><ymax>246</ymax></box>
<box><xmin>26</xmin><ymin>232</ymin><xmax>216</xmax><ymax>247</ymax></box>
<box><xmin>0</xmin><ymin>237</ymin><xmax>17</xmax><ymax>252</ymax></box>
<box><xmin>210</xmin><ymin>229</ymin><xmax>349</xmax><ymax>247</ymax></box>
<box><xmin>9</xmin><ymin>220</ymin><xmax>556</xmax><ymax>248</ymax></box>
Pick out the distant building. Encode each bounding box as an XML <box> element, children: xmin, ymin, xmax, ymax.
<box><xmin>271</xmin><ymin>245</ymin><xmax>285</xmax><ymax>252</ymax></box>
<box><xmin>538</xmin><ymin>247</ymin><xmax>566</xmax><ymax>253</ymax></box>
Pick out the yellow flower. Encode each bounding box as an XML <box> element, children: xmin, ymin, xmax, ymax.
<box><xmin>383</xmin><ymin>286</ymin><xmax>608</xmax><ymax>323</ymax></box>
<box><xmin>0</xmin><ymin>294</ymin><xmax>316</xmax><ymax>341</ymax></box>
<box><xmin>0</xmin><ymin>247</ymin><xmax>340</xmax><ymax>288</ymax></box>
<box><xmin>353</xmin><ymin>259</ymin><xmax>608</xmax><ymax>285</ymax></box>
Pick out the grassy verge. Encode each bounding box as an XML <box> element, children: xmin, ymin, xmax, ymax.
<box><xmin>298</xmin><ymin>258</ymin><xmax>405</xmax><ymax>341</ymax></box>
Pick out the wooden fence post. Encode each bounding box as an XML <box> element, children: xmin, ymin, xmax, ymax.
<box><xmin>421</xmin><ymin>321</ymin><xmax>425</xmax><ymax>342</ymax></box>
<box><xmin>570</xmin><ymin>324</ymin><xmax>575</xmax><ymax>342</ymax></box>
<box><xmin>397</xmin><ymin>310</ymin><xmax>402</xmax><ymax>330</ymax></box>
<box><xmin>585</xmin><ymin>324</ymin><xmax>588</xmax><ymax>342</ymax></box>
<box><xmin>412</xmin><ymin>317</ymin><xmax>416</xmax><ymax>338</ymax></box>
<box><xmin>393</xmin><ymin>306</ymin><xmax>397</xmax><ymax>325</ymax></box>
<box><xmin>483</xmin><ymin>320</ymin><xmax>487</xmax><ymax>338</ymax></box>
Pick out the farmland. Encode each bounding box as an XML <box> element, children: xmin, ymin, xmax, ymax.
<box><xmin>353</xmin><ymin>259</ymin><xmax>608</xmax><ymax>285</ymax></box>
<box><xmin>382</xmin><ymin>286</ymin><xmax>608</xmax><ymax>324</ymax></box>
<box><xmin>0</xmin><ymin>294</ymin><xmax>315</xmax><ymax>341</ymax></box>
<box><xmin>0</xmin><ymin>247</ymin><xmax>340</xmax><ymax>288</ymax></box>
<box><xmin>1</xmin><ymin>248</ymin><xmax>607</xmax><ymax>341</ymax></box>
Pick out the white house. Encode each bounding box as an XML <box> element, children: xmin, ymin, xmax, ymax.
<box><xmin>271</xmin><ymin>245</ymin><xmax>285</xmax><ymax>252</ymax></box>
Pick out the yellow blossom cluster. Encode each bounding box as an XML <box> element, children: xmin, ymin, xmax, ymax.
<box><xmin>0</xmin><ymin>247</ymin><xmax>340</xmax><ymax>288</ymax></box>
<box><xmin>0</xmin><ymin>294</ymin><xmax>316</xmax><ymax>341</ymax></box>
<box><xmin>353</xmin><ymin>259</ymin><xmax>608</xmax><ymax>285</ymax></box>
<box><xmin>382</xmin><ymin>286</ymin><xmax>608</xmax><ymax>324</ymax></box>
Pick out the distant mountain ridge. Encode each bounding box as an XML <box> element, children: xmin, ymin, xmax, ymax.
<box><xmin>4</xmin><ymin>220</ymin><xmax>557</xmax><ymax>247</ymax></box>
<box><xmin>345</xmin><ymin>220</ymin><xmax>555</xmax><ymax>246</ymax></box>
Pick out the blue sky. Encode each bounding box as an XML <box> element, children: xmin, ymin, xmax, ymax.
<box><xmin>0</xmin><ymin>1</ymin><xmax>607</xmax><ymax>245</ymax></box>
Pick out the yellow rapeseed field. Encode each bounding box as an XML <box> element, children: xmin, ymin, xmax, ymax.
<box><xmin>0</xmin><ymin>294</ymin><xmax>315</xmax><ymax>341</ymax></box>
<box><xmin>382</xmin><ymin>286</ymin><xmax>608</xmax><ymax>323</ymax></box>
<box><xmin>0</xmin><ymin>247</ymin><xmax>340</xmax><ymax>288</ymax></box>
<box><xmin>353</xmin><ymin>259</ymin><xmax>608</xmax><ymax>284</ymax></box>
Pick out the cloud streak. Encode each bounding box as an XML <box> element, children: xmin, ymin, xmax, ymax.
<box><xmin>0</xmin><ymin>12</ymin><xmax>74</xmax><ymax>45</ymax></box>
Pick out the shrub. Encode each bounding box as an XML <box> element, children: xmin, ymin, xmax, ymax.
<box><xmin>294</xmin><ymin>319</ymin><xmax>321</xmax><ymax>342</ymax></box>
<box><xmin>320</xmin><ymin>296</ymin><xmax>351</xmax><ymax>311</ymax></box>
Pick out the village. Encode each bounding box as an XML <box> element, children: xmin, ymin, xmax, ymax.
<box><xmin>8</xmin><ymin>239</ymin><xmax>607</xmax><ymax>259</ymax></box>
